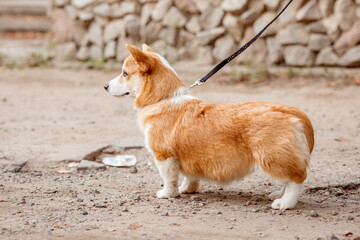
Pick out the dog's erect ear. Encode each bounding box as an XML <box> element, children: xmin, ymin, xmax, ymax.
<box><xmin>142</xmin><ymin>44</ymin><xmax>154</xmax><ymax>53</ymax></box>
<box><xmin>126</xmin><ymin>44</ymin><xmax>153</xmax><ymax>72</ymax></box>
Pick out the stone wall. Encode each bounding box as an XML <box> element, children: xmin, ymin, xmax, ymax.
<box><xmin>52</xmin><ymin>0</ymin><xmax>360</xmax><ymax>67</ymax></box>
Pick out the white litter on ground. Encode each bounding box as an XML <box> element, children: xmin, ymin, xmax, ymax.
<box><xmin>102</xmin><ymin>155</ymin><xmax>136</xmax><ymax>167</ymax></box>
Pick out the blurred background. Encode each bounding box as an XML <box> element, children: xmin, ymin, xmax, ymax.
<box><xmin>0</xmin><ymin>0</ymin><xmax>359</xmax><ymax>68</ymax></box>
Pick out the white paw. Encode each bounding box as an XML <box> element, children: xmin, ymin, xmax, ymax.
<box><xmin>179</xmin><ymin>179</ymin><xmax>199</xmax><ymax>194</ymax></box>
<box><xmin>271</xmin><ymin>198</ymin><xmax>297</xmax><ymax>210</ymax></box>
<box><xmin>178</xmin><ymin>185</ymin><xmax>188</xmax><ymax>194</ymax></box>
<box><xmin>271</xmin><ymin>199</ymin><xmax>282</xmax><ymax>209</ymax></box>
<box><xmin>156</xmin><ymin>188</ymin><xmax>179</xmax><ymax>199</ymax></box>
<box><xmin>179</xmin><ymin>186</ymin><xmax>198</xmax><ymax>194</ymax></box>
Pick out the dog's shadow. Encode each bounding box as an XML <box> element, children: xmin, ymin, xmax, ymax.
<box><xmin>179</xmin><ymin>190</ymin><xmax>316</xmax><ymax>211</ymax></box>
<box><xmin>183</xmin><ymin>190</ymin><xmax>272</xmax><ymax>205</ymax></box>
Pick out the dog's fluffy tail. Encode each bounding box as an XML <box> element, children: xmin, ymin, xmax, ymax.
<box><xmin>272</xmin><ymin>106</ymin><xmax>314</xmax><ymax>154</ymax></box>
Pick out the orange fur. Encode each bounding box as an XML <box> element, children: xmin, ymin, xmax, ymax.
<box><xmin>124</xmin><ymin>45</ymin><xmax>186</xmax><ymax>108</ymax></box>
<box><xmin>139</xmin><ymin>100</ymin><xmax>313</xmax><ymax>184</ymax></box>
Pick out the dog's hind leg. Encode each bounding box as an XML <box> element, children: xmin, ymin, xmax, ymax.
<box><xmin>256</xmin><ymin>144</ymin><xmax>308</xmax><ymax>209</ymax></box>
<box><xmin>257</xmin><ymin>156</ymin><xmax>306</xmax><ymax>210</ymax></box>
<box><xmin>155</xmin><ymin>157</ymin><xmax>180</xmax><ymax>199</ymax></box>
<box><xmin>179</xmin><ymin>177</ymin><xmax>199</xmax><ymax>194</ymax></box>
<box><xmin>271</xmin><ymin>182</ymin><xmax>301</xmax><ymax>210</ymax></box>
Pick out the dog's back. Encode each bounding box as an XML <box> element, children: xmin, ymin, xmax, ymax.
<box><xmin>145</xmin><ymin>101</ymin><xmax>314</xmax><ymax>185</ymax></box>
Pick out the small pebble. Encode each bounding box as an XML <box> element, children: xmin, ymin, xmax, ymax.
<box><xmin>130</xmin><ymin>166</ymin><xmax>138</xmax><ymax>174</ymax></box>
<box><xmin>251</xmin><ymin>208</ymin><xmax>260</xmax><ymax>213</ymax></box>
<box><xmin>190</xmin><ymin>196</ymin><xmax>201</xmax><ymax>201</ymax></box>
<box><xmin>326</xmin><ymin>235</ymin><xmax>339</xmax><ymax>240</ymax></box>
<box><xmin>82</xmin><ymin>210</ymin><xmax>88</xmax><ymax>215</ymax></box>
<box><xmin>275</xmin><ymin>210</ymin><xmax>284</xmax><ymax>215</ymax></box>
<box><xmin>33</xmin><ymin>171</ymin><xmax>42</xmax><ymax>176</ymax></box>
<box><xmin>94</xmin><ymin>203</ymin><xmax>108</xmax><ymax>208</ymax></box>
<box><xmin>310</xmin><ymin>210</ymin><xmax>319</xmax><ymax>217</ymax></box>
<box><xmin>31</xmin><ymin>220</ymin><xmax>37</xmax><ymax>227</ymax></box>
<box><xmin>122</xmin><ymin>207</ymin><xmax>128</xmax><ymax>212</ymax></box>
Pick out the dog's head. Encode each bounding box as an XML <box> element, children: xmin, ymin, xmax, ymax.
<box><xmin>104</xmin><ymin>44</ymin><xmax>185</xmax><ymax>108</ymax></box>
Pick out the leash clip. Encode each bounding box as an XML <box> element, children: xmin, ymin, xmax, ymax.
<box><xmin>187</xmin><ymin>79</ymin><xmax>204</xmax><ymax>90</ymax></box>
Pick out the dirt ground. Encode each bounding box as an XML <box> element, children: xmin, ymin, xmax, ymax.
<box><xmin>0</xmin><ymin>68</ymin><xmax>359</xmax><ymax>240</ymax></box>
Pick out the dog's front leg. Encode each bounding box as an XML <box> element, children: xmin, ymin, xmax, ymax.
<box><xmin>155</xmin><ymin>157</ymin><xmax>180</xmax><ymax>199</ymax></box>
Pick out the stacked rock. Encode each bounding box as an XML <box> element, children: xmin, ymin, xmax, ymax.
<box><xmin>52</xmin><ymin>0</ymin><xmax>360</xmax><ymax>67</ymax></box>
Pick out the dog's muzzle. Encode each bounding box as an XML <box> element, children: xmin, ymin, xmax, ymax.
<box><xmin>104</xmin><ymin>83</ymin><xmax>109</xmax><ymax>91</ymax></box>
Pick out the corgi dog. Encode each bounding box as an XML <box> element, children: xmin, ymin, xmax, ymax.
<box><xmin>104</xmin><ymin>44</ymin><xmax>314</xmax><ymax>210</ymax></box>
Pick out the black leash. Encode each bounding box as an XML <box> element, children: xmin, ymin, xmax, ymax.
<box><xmin>187</xmin><ymin>0</ymin><xmax>293</xmax><ymax>90</ymax></box>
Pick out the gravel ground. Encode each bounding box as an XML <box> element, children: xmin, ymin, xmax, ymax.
<box><xmin>0</xmin><ymin>68</ymin><xmax>359</xmax><ymax>240</ymax></box>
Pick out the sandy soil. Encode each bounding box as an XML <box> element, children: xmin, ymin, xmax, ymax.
<box><xmin>0</xmin><ymin>68</ymin><xmax>359</xmax><ymax>240</ymax></box>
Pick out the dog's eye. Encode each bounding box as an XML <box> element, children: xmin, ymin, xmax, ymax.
<box><xmin>123</xmin><ymin>71</ymin><xmax>128</xmax><ymax>78</ymax></box>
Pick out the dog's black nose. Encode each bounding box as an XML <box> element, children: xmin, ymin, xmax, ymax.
<box><xmin>104</xmin><ymin>83</ymin><xmax>109</xmax><ymax>90</ymax></box>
